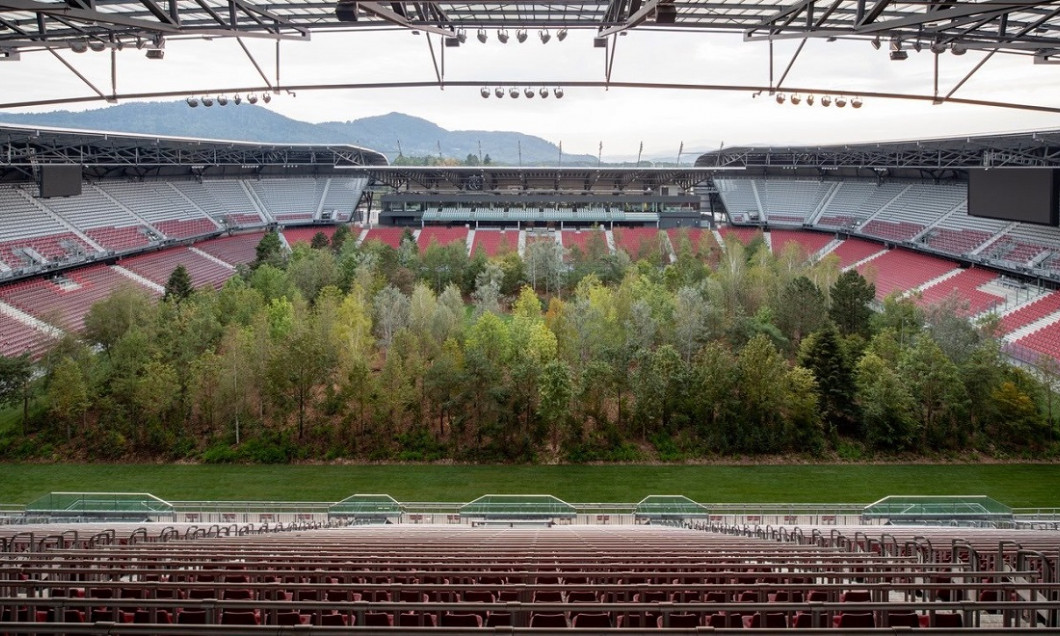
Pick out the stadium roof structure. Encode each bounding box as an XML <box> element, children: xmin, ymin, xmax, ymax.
<box><xmin>328</xmin><ymin>494</ymin><xmax>403</xmax><ymax>518</ymax></box>
<box><xmin>367</xmin><ymin>165</ymin><xmax>717</xmax><ymax>190</ymax></box>
<box><xmin>0</xmin><ymin>122</ymin><xmax>387</xmax><ymax>182</ymax></box>
<box><xmin>2</xmin><ymin>0</ymin><xmax>1059</xmax><ymax>60</ymax></box>
<box><xmin>633</xmin><ymin>495</ymin><xmax>709</xmax><ymax>520</ymax></box>
<box><xmin>459</xmin><ymin>494</ymin><xmax>577</xmax><ymax>520</ymax></box>
<box><xmin>862</xmin><ymin>495</ymin><xmax>1014</xmax><ymax>524</ymax></box>
<box><xmin>25</xmin><ymin>492</ymin><xmax>174</xmax><ymax>518</ymax></box>
<box><xmin>695</xmin><ymin>128</ymin><xmax>1060</xmax><ymax>179</ymax></box>
<box><xmin>2</xmin><ymin>1</ymin><xmax>1060</xmax><ymax>113</ymax></box>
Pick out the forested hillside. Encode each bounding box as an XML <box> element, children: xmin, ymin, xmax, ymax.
<box><xmin>1</xmin><ymin>228</ymin><xmax>1055</xmax><ymax>463</ymax></box>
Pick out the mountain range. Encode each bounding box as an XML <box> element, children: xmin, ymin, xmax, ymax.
<box><xmin>0</xmin><ymin>101</ymin><xmax>600</xmax><ymax>166</ymax></box>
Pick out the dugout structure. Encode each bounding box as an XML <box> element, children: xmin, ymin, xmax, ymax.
<box><xmin>634</xmin><ymin>495</ymin><xmax>709</xmax><ymax>525</ymax></box>
<box><xmin>328</xmin><ymin>494</ymin><xmax>402</xmax><ymax>524</ymax></box>
<box><xmin>862</xmin><ymin>495</ymin><xmax>1014</xmax><ymax>527</ymax></box>
<box><xmin>460</xmin><ymin>494</ymin><xmax>576</xmax><ymax>526</ymax></box>
<box><xmin>24</xmin><ymin>492</ymin><xmax>174</xmax><ymax>521</ymax></box>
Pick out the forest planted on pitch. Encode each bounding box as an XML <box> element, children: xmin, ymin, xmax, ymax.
<box><xmin>0</xmin><ymin>227</ymin><xmax>1056</xmax><ymax>462</ymax></box>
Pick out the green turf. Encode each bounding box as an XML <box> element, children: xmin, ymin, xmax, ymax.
<box><xmin>0</xmin><ymin>463</ymin><xmax>1057</xmax><ymax>508</ymax></box>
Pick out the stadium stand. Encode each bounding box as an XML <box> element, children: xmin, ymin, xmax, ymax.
<box><xmin>829</xmin><ymin>237</ymin><xmax>888</xmax><ymax>268</ymax></box>
<box><xmin>1012</xmin><ymin>320</ymin><xmax>1060</xmax><ymax>362</ymax></box>
<box><xmin>718</xmin><ymin>225</ymin><xmax>764</xmax><ymax>246</ymax></box>
<box><xmin>97</xmin><ymin>181</ymin><xmax>220</xmax><ymax>240</ymax></box>
<box><xmin>320</xmin><ymin>177</ymin><xmax>369</xmax><ymax>222</ymax></box>
<box><xmin>194</xmin><ymin>232</ymin><xmax>267</xmax><ymax>267</ymax></box>
<box><xmin>417</xmin><ymin>226</ymin><xmax>469</xmax><ymax>251</ymax></box>
<box><xmin>666</xmin><ymin>228</ymin><xmax>719</xmax><ymax>256</ymax></box>
<box><xmin>756</xmin><ymin>179</ymin><xmax>833</xmax><ymax>226</ymax></box>
<box><xmin>1</xmin><ymin>520</ymin><xmax>1057</xmax><ymax>632</ymax></box>
<box><xmin>0</xmin><ymin>310</ymin><xmax>53</xmax><ymax>358</ymax></box>
<box><xmin>361</xmin><ymin>227</ymin><xmax>406</xmax><ymax>249</ymax></box>
<box><xmin>281</xmin><ymin>226</ymin><xmax>339</xmax><ymax>247</ymax></box>
<box><xmin>916</xmin><ymin>267</ymin><xmax>1004</xmax><ymax>316</ymax></box>
<box><xmin>470</xmin><ymin>230</ymin><xmax>518</xmax><ymax>257</ymax></box>
<box><xmin>118</xmin><ymin>247</ymin><xmax>233</xmax><ymax>290</ymax></box>
<box><xmin>0</xmin><ymin>264</ymin><xmax>158</xmax><ymax>331</ymax></box>
<box><xmin>37</xmin><ymin>185</ymin><xmax>157</xmax><ymax>252</ymax></box>
<box><xmin>0</xmin><ymin>187</ymin><xmax>94</xmax><ymax>268</ymax></box>
<box><xmin>248</xmin><ymin>178</ymin><xmax>327</xmax><ymax>223</ymax></box>
<box><xmin>856</xmin><ymin>248</ymin><xmax>958</xmax><ymax>300</ymax></box>
<box><xmin>612</xmin><ymin>227</ymin><xmax>666</xmax><ymax>259</ymax></box>
<box><xmin>769</xmin><ymin>229</ymin><xmax>834</xmax><ymax>259</ymax></box>
<box><xmin>170</xmin><ymin>180</ymin><xmax>266</xmax><ymax>228</ymax></box>
<box><xmin>999</xmin><ymin>291</ymin><xmax>1060</xmax><ymax>335</ymax></box>
<box><xmin>559</xmin><ymin>229</ymin><xmax>606</xmax><ymax>258</ymax></box>
<box><xmin>816</xmin><ymin>182</ymin><xmax>906</xmax><ymax>230</ymax></box>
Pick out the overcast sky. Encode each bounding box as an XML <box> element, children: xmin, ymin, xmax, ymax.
<box><xmin>4</xmin><ymin>27</ymin><xmax>1060</xmax><ymax>159</ymax></box>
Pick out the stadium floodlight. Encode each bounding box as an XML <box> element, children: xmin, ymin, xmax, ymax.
<box><xmin>557</xmin><ymin>28</ymin><xmax>568</xmax><ymax>41</ymax></box>
<box><xmin>186</xmin><ymin>97</ymin><xmax>199</xmax><ymax>108</ymax></box>
<box><xmin>775</xmin><ymin>92</ymin><xmax>785</xmax><ymax>104</ymax></box>
<box><xmin>477</xmin><ymin>29</ymin><xmax>487</xmax><ymax>43</ymax></box>
<box><xmin>480</xmin><ymin>86</ymin><xmax>490</xmax><ymax>98</ymax></box>
<box><xmin>88</xmin><ymin>40</ymin><xmax>106</xmax><ymax>52</ymax></box>
<box><xmin>951</xmin><ymin>42</ymin><xmax>967</xmax><ymax>55</ymax></box>
<box><xmin>852</xmin><ymin>96</ymin><xmax>863</xmax><ymax>108</ymax></box>
<box><xmin>457</xmin><ymin>28</ymin><xmax>467</xmax><ymax>43</ymax></box>
<box><xmin>495</xmin><ymin>86</ymin><xmax>504</xmax><ymax>98</ymax></box>
<box><xmin>516</xmin><ymin>28</ymin><xmax>528</xmax><ymax>43</ymax></box>
<box><xmin>870</xmin><ymin>35</ymin><xmax>881</xmax><ymax>50</ymax></box>
<box><xmin>930</xmin><ymin>41</ymin><xmax>946</xmax><ymax>54</ymax></box>
<box><xmin>218</xmin><ymin>95</ymin><xmax>228</xmax><ymax>106</ymax></box>
<box><xmin>820</xmin><ymin>95</ymin><xmax>832</xmax><ymax>107</ymax></box>
<box><xmin>790</xmin><ymin>93</ymin><xmax>802</xmax><ymax>105</ymax></box>
<box><xmin>524</xmin><ymin>87</ymin><xmax>535</xmax><ymax>98</ymax></box>
<box><xmin>234</xmin><ymin>94</ymin><xmax>243</xmax><ymax>105</ymax></box>
<box><xmin>554</xmin><ymin>87</ymin><xmax>564</xmax><ymax>98</ymax></box>
<box><xmin>262</xmin><ymin>93</ymin><xmax>272</xmax><ymax>103</ymax></box>
<box><xmin>806</xmin><ymin>94</ymin><xmax>815</xmax><ymax>106</ymax></box>
<box><xmin>202</xmin><ymin>96</ymin><xmax>214</xmax><ymax>107</ymax></box>
<box><xmin>509</xmin><ymin>87</ymin><xmax>520</xmax><ymax>98</ymax></box>
<box><xmin>248</xmin><ymin>94</ymin><xmax>258</xmax><ymax>104</ymax></box>
<box><xmin>835</xmin><ymin>96</ymin><xmax>847</xmax><ymax>107</ymax></box>
<box><xmin>70</xmin><ymin>40</ymin><xmax>88</xmax><ymax>53</ymax></box>
<box><xmin>497</xmin><ymin>29</ymin><xmax>509</xmax><ymax>43</ymax></box>
<box><xmin>539</xmin><ymin>87</ymin><xmax>549</xmax><ymax>98</ymax></box>
<box><xmin>890</xmin><ymin>49</ymin><xmax>908</xmax><ymax>60</ymax></box>
<box><xmin>540</xmin><ymin>29</ymin><xmax>551</xmax><ymax>43</ymax></box>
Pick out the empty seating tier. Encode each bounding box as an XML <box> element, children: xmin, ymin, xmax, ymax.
<box><xmin>999</xmin><ymin>291</ymin><xmax>1060</xmax><ymax>335</ymax></box>
<box><xmin>282</xmin><ymin>226</ymin><xmax>339</xmax><ymax>247</ymax></box>
<box><xmin>769</xmin><ymin>229</ymin><xmax>834</xmax><ymax>259</ymax></box>
<box><xmin>718</xmin><ymin>226</ymin><xmax>764</xmax><ymax>246</ymax></box>
<box><xmin>612</xmin><ymin>228</ymin><xmax>665</xmax><ymax>259</ymax></box>
<box><xmin>666</xmin><ymin>228</ymin><xmax>719</xmax><ymax>256</ymax></box>
<box><xmin>560</xmin><ymin>230</ymin><xmax>606</xmax><ymax>258</ymax></box>
<box><xmin>916</xmin><ymin>268</ymin><xmax>1003</xmax><ymax>316</ymax></box>
<box><xmin>0</xmin><ymin>264</ymin><xmax>157</xmax><ymax>331</ymax></box>
<box><xmin>0</xmin><ymin>311</ymin><xmax>53</xmax><ymax>359</ymax></box>
<box><xmin>857</xmin><ymin>248</ymin><xmax>958</xmax><ymax>300</ymax></box>
<box><xmin>195</xmin><ymin>232</ymin><xmax>267</xmax><ymax>267</ymax></box>
<box><xmin>249</xmin><ymin>178</ymin><xmax>327</xmax><ymax>222</ymax></box>
<box><xmin>1</xmin><ymin>523</ymin><xmax>1056</xmax><ymax>632</ymax></box>
<box><xmin>361</xmin><ymin>227</ymin><xmax>406</xmax><ymax>249</ymax></box>
<box><xmin>118</xmin><ymin>248</ymin><xmax>234</xmax><ymax>290</ymax></box>
<box><xmin>470</xmin><ymin>230</ymin><xmax>518</xmax><ymax>257</ymax></box>
<box><xmin>831</xmin><ymin>237</ymin><xmax>888</xmax><ymax>268</ymax></box>
<box><xmin>417</xmin><ymin>226</ymin><xmax>469</xmax><ymax>251</ymax></box>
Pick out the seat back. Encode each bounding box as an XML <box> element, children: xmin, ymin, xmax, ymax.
<box><xmin>441</xmin><ymin>613</ymin><xmax>483</xmax><ymax>627</ymax></box>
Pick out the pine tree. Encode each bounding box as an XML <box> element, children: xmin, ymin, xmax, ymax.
<box><xmin>163</xmin><ymin>265</ymin><xmax>193</xmax><ymax>303</ymax></box>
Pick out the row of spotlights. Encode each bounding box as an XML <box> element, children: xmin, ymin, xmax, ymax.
<box><xmin>773</xmin><ymin>93</ymin><xmax>862</xmax><ymax>108</ymax></box>
<box><xmin>481</xmin><ymin>86</ymin><xmax>565</xmax><ymax>99</ymax></box>
<box><xmin>463</xmin><ymin>27</ymin><xmax>567</xmax><ymax>43</ymax></box>
<box><xmin>187</xmin><ymin>93</ymin><xmax>272</xmax><ymax>107</ymax></box>
<box><xmin>873</xmin><ymin>34</ymin><xmax>967</xmax><ymax>58</ymax></box>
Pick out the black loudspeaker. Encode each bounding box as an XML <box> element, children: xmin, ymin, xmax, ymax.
<box><xmin>656</xmin><ymin>4</ymin><xmax>676</xmax><ymax>23</ymax></box>
<box><xmin>335</xmin><ymin>1</ymin><xmax>358</xmax><ymax>22</ymax></box>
